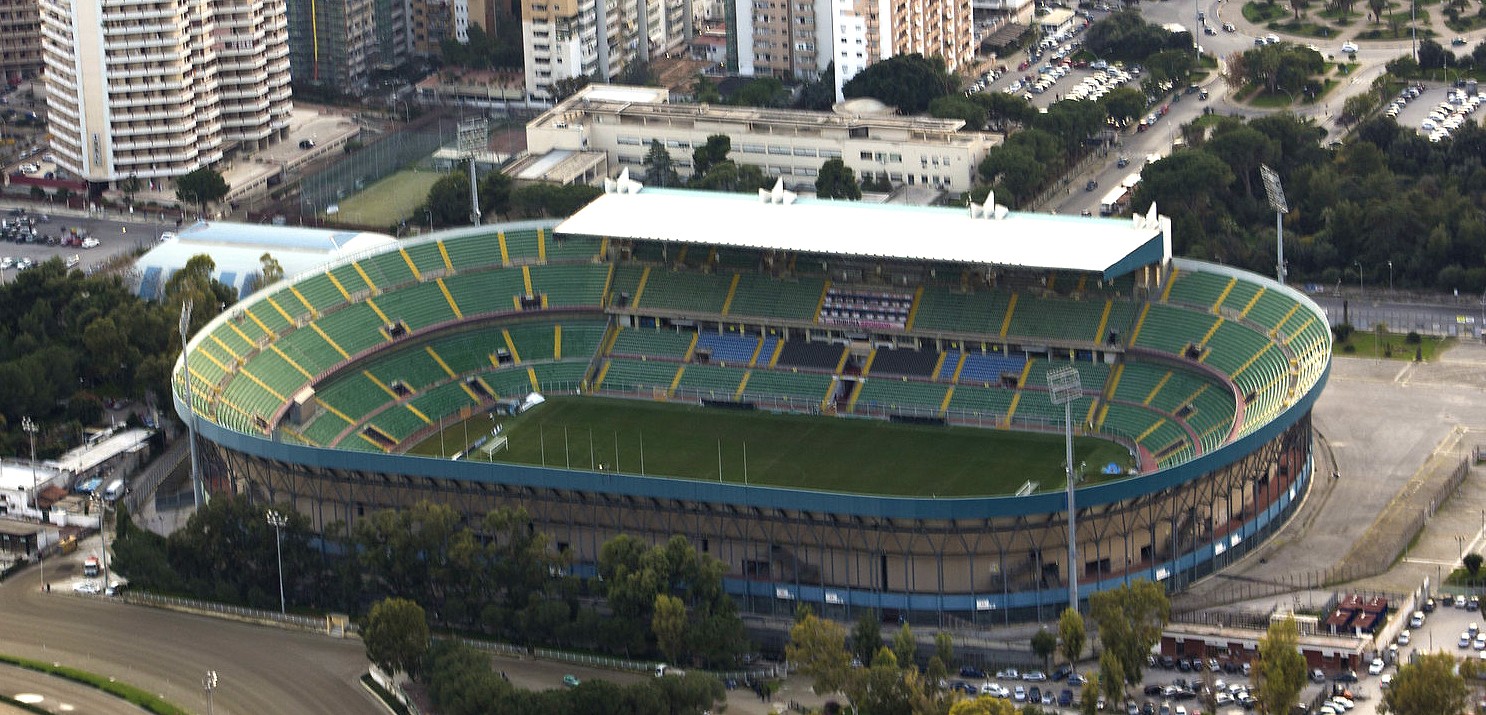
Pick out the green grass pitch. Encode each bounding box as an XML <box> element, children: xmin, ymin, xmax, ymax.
<box><xmin>328</xmin><ymin>169</ymin><xmax>443</xmax><ymax>227</ymax></box>
<box><xmin>408</xmin><ymin>396</ymin><xmax>1133</xmax><ymax>497</ymax></box>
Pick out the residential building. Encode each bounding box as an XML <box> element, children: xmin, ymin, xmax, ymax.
<box><xmin>39</xmin><ymin>0</ymin><xmax>294</xmax><ymax>185</ymax></box>
<box><xmin>521</xmin><ymin>0</ymin><xmax>694</xmax><ymax>101</ymax></box>
<box><xmin>371</xmin><ymin>0</ymin><xmax>412</xmax><ymax>71</ymax></box>
<box><xmin>0</xmin><ymin>0</ymin><xmax>42</xmax><ymax>83</ymax></box>
<box><xmin>733</xmin><ymin>0</ymin><xmax>973</xmax><ymax>93</ymax></box>
<box><xmin>214</xmin><ymin>0</ymin><xmax>295</xmax><ymax>150</ymax></box>
<box><xmin>525</xmin><ymin>84</ymin><xmax>997</xmax><ymax>193</ymax></box>
<box><xmin>285</xmin><ymin>0</ymin><xmax>377</xmax><ymax>94</ymax></box>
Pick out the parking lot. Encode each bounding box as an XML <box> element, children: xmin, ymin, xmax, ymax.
<box><xmin>942</xmin><ymin>652</ymin><xmax>1378</xmax><ymax>715</ymax></box>
<box><xmin>1383</xmin><ymin>81</ymin><xmax>1483</xmax><ymax>141</ymax></box>
<box><xmin>0</xmin><ymin>203</ymin><xmax>171</xmax><ymax>284</ymax></box>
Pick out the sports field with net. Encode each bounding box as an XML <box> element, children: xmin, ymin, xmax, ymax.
<box><xmin>408</xmin><ymin>396</ymin><xmax>1132</xmax><ymax>496</ymax></box>
<box><xmin>327</xmin><ymin>169</ymin><xmax>442</xmax><ymax>226</ymax></box>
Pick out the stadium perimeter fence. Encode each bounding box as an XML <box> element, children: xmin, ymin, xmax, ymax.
<box><xmin>297</xmin><ymin>121</ymin><xmax>455</xmax><ymax>217</ymax></box>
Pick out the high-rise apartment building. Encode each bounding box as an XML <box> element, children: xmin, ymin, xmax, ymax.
<box><xmin>0</xmin><ymin>0</ymin><xmax>42</xmax><ymax>83</ymax></box>
<box><xmin>285</xmin><ymin>0</ymin><xmax>376</xmax><ymax>94</ymax></box>
<box><xmin>40</xmin><ymin>0</ymin><xmax>293</xmax><ymax>185</ymax></box>
<box><xmin>733</xmin><ymin>0</ymin><xmax>971</xmax><ymax>94</ymax></box>
<box><xmin>522</xmin><ymin>0</ymin><xmax>693</xmax><ymax>101</ymax></box>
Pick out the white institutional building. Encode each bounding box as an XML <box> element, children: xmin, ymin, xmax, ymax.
<box><xmin>39</xmin><ymin>0</ymin><xmax>294</xmax><ymax>186</ymax></box>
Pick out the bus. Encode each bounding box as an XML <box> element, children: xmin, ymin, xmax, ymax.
<box><xmin>1099</xmin><ymin>187</ymin><xmax>1130</xmax><ymax>216</ymax></box>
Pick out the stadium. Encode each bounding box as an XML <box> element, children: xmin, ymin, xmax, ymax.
<box><xmin>172</xmin><ymin>178</ymin><xmax>1331</xmax><ymax>624</ymax></box>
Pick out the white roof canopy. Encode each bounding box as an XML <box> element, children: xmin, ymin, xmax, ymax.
<box><xmin>556</xmin><ymin>186</ymin><xmax>1169</xmax><ymax>279</ymax></box>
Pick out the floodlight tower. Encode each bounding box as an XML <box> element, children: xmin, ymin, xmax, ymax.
<box><xmin>180</xmin><ymin>301</ymin><xmax>205</xmax><ymax>509</ymax></box>
<box><xmin>1048</xmin><ymin>365</ymin><xmax>1083</xmax><ymax>611</ymax></box>
<box><xmin>1261</xmin><ymin>165</ymin><xmax>1289</xmax><ymax>285</ymax></box>
<box><xmin>458</xmin><ymin>117</ymin><xmax>488</xmax><ymax>227</ymax></box>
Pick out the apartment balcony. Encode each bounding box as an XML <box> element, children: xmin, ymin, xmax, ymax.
<box><xmin>101</xmin><ymin>6</ymin><xmax>182</xmax><ymax>22</ymax></box>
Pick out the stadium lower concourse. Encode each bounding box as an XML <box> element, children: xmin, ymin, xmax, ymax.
<box><xmin>174</xmin><ymin>181</ymin><xmax>1331</xmax><ymax>624</ymax></box>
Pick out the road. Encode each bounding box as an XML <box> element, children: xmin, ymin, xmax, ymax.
<box><xmin>0</xmin><ymin>562</ymin><xmax>378</xmax><ymax>715</ymax></box>
<box><xmin>1310</xmin><ymin>291</ymin><xmax>1486</xmax><ymax>339</ymax></box>
<box><xmin>968</xmin><ymin>0</ymin><xmax>1421</xmax><ymax>217</ymax></box>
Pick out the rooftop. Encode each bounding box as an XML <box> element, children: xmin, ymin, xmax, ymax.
<box><xmin>536</xmin><ymin>84</ymin><xmax>978</xmax><ymax>140</ymax></box>
<box><xmin>556</xmin><ymin>184</ymin><xmax>1170</xmax><ymax>279</ymax></box>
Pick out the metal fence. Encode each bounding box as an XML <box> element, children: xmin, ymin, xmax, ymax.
<box><xmin>297</xmin><ymin>124</ymin><xmax>453</xmax><ymax>217</ymax></box>
<box><xmin>120</xmin><ymin>591</ymin><xmax>339</xmax><ymax>632</ymax></box>
<box><xmin>455</xmin><ymin>636</ymin><xmax>779</xmax><ymax>681</ymax></box>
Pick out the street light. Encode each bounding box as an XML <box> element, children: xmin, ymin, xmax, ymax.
<box><xmin>1260</xmin><ymin>165</ymin><xmax>1288</xmax><ymax>285</ymax></box>
<box><xmin>91</xmin><ymin>492</ymin><xmax>110</xmax><ymax>592</ymax></box>
<box><xmin>203</xmin><ymin>670</ymin><xmax>218</xmax><ymax>715</ymax></box>
<box><xmin>266</xmin><ymin>509</ymin><xmax>288</xmax><ymax>614</ymax></box>
<box><xmin>1387</xmin><ymin>260</ymin><xmax>1393</xmax><ymax>294</ymax></box>
<box><xmin>22</xmin><ymin>416</ymin><xmax>43</xmax><ymax>591</ymax></box>
<box><xmin>1353</xmin><ymin>261</ymin><xmax>1363</xmax><ymax>296</ymax></box>
<box><xmin>180</xmin><ymin>301</ymin><xmax>205</xmax><ymax>509</ymax></box>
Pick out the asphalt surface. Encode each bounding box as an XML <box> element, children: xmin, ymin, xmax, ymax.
<box><xmin>0</xmin><ymin>559</ymin><xmax>378</xmax><ymax>715</ymax></box>
<box><xmin>0</xmin><ymin>201</ymin><xmax>175</xmax><ymax>284</ymax></box>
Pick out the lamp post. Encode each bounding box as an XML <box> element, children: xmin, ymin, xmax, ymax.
<box><xmin>203</xmin><ymin>671</ymin><xmax>218</xmax><ymax>715</ymax></box>
<box><xmin>1353</xmin><ymin>261</ymin><xmax>1363</xmax><ymax>296</ymax></box>
<box><xmin>425</xmin><ymin>209</ymin><xmax>433</xmax><ymax>235</ymax></box>
<box><xmin>1048</xmin><ymin>365</ymin><xmax>1083</xmax><ymax>611</ymax></box>
<box><xmin>266</xmin><ymin>509</ymin><xmax>288</xmax><ymax>614</ymax></box>
<box><xmin>1260</xmin><ymin>165</ymin><xmax>1288</xmax><ymax>285</ymax></box>
<box><xmin>92</xmin><ymin>492</ymin><xmax>110</xmax><ymax>591</ymax></box>
<box><xmin>180</xmin><ymin>301</ymin><xmax>205</xmax><ymax>509</ymax></box>
<box><xmin>22</xmin><ymin>416</ymin><xmax>43</xmax><ymax>591</ymax></box>
<box><xmin>1387</xmin><ymin>260</ymin><xmax>1393</xmax><ymax>294</ymax></box>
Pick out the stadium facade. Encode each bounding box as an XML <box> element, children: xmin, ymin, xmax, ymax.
<box><xmin>174</xmin><ymin>183</ymin><xmax>1330</xmax><ymax>624</ymax></box>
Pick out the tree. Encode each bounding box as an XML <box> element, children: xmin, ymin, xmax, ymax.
<box><xmin>426</xmin><ymin>170</ymin><xmax>473</xmax><ymax>226</ymax></box>
<box><xmin>935</xmin><ymin>631</ymin><xmax>955</xmax><ymax>669</ymax></box>
<box><xmin>1466</xmin><ymin>552</ymin><xmax>1484</xmax><ymax>581</ymax></box>
<box><xmin>643</xmin><ymin>140</ymin><xmax>681</xmax><ymax>187</ymax></box>
<box><xmin>175</xmin><ymin>167</ymin><xmax>230</xmax><ymax>216</ymax></box>
<box><xmin>1099</xmin><ymin>87</ymin><xmax>1148</xmax><ymax>126</ymax></box>
<box><xmin>1099</xmin><ymin>649</ymin><xmax>1126</xmax><ymax>704</ymax></box>
<box><xmin>692</xmin><ymin>74</ymin><xmax>722</xmax><ymax>104</ymax></box>
<box><xmin>551</xmin><ymin>75</ymin><xmax>593</xmax><ymax>101</ymax></box>
<box><xmin>788</xmin><ymin>613</ymin><xmax>852</xmax><ymax>695</ymax></box>
<box><xmin>1365</xmin><ymin>0</ymin><xmax>1385</xmax><ymax>21</ymax></box>
<box><xmin>119</xmin><ymin>175</ymin><xmax>142</xmax><ymax>205</ymax></box>
<box><xmin>816</xmin><ymin>159</ymin><xmax>863</xmax><ymax>200</ymax></box>
<box><xmin>892</xmin><ymin>622</ymin><xmax>916</xmax><ymax>669</ymax></box>
<box><xmin>951</xmin><ymin>695</ymin><xmax>1020</xmax><ymax>715</ymax></box>
<box><xmin>929</xmin><ymin>95</ymin><xmax>987</xmax><ymax>130</ymax></box>
<box><xmin>841</xmin><ymin>53</ymin><xmax>954</xmax><ymax>114</ymax></box>
<box><xmin>794</xmin><ymin>63</ymin><xmax>838</xmax><ymax>110</ymax></box>
<box><xmin>852</xmin><ymin>611</ymin><xmax>883</xmax><ymax>666</ymax></box>
<box><xmin>1089</xmin><ymin>580</ymin><xmax>1170</xmax><ymax>687</ymax></box>
<box><xmin>652</xmin><ymin>594</ymin><xmax>688</xmax><ymax>665</ymax></box>
<box><xmin>692</xmin><ymin>135</ymin><xmax>732</xmax><ymax>177</ymax></box>
<box><xmin>258</xmin><ymin>253</ymin><xmax>284</xmax><ymax>287</ymax></box>
<box><xmin>1382</xmin><ymin>651</ymin><xmax>1469</xmax><ymax>715</ymax></box>
<box><xmin>1254</xmin><ymin>615</ymin><xmax>1306</xmax><ymax>715</ymax></box>
<box><xmin>478</xmin><ymin>171</ymin><xmax>513</xmax><ymax>219</ymax></box>
<box><xmin>363</xmin><ymin>597</ymin><xmax>430</xmax><ymax>679</ymax></box>
<box><xmin>729</xmin><ymin>77</ymin><xmax>788</xmax><ymax>107</ymax></box>
<box><xmin>1080</xmin><ymin>676</ymin><xmax>1102</xmax><ymax>715</ymax></box>
<box><xmin>1059</xmin><ymin>608</ymin><xmax>1087</xmax><ymax>670</ymax></box>
<box><xmin>1032</xmin><ymin>628</ymin><xmax>1059</xmax><ymax>670</ymax></box>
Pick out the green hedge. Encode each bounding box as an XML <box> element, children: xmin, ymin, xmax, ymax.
<box><xmin>0</xmin><ymin>654</ymin><xmax>191</xmax><ymax>715</ymax></box>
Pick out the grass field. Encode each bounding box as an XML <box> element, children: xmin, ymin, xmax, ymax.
<box><xmin>328</xmin><ymin>169</ymin><xmax>443</xmax><ymax>226</ymax></box>
<box><xmin>409</xmin><ymin>396</ymin><xmax>1133</xmax><ymax>497</ymax></box>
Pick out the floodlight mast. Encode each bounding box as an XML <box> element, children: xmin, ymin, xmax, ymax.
<box><xmin>1047</xmin><ymin>365</ymin><xmax>1082</xmax><ymax>611</ymax></box>
<box><xmin>458</xmin><ymin>118</ymin><xmax>488</xmax><ymax>227</ymax></box>
<box><xmin>1260</xmin><ymin>165</ymin><xmax>1290</xmax><ymax>285</ymax></box>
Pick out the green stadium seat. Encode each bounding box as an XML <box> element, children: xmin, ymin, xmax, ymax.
<box><xmin>853</xmin><ymin>378</ymin><xmax>950</xmax><ymax>414</ymax></box>
<box><xmin>610</xmin><ymin>328</ymin><xmax>694</xmax><ymax>359</ymax></box>
<box><xmin>726</xmin><ymin>274</ymin><xmax>824</xmax><ymax>321</ymax></box>
<box><xmin>636</xmin><ymin>269</ymin><xmax>730</xmax><ymax>313</ymax></box>
<box><xmin>910</xmin><ymin>288</ymin><xmax>1009</xmax><ymax>335</ymax></box>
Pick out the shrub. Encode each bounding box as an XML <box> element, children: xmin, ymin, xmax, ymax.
<box><xmin>1405</xmin><ymin>331</ymin><xmax>1422</xmax><ymax>344</ymax></box>
<box><xmin>1332</xmin><ymin>322</ymin><xmax>1355</xmax><ymax>341</ymax></box>
<box><xmin>1342</xmin><ymin>344</ymin><xmax>1356</xmax><ymax>353</ymax></box>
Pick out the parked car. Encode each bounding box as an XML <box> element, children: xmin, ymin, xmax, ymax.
<box><xmin>562</xmin><ymin>674</ymin><xmax>581</xmax><ymax>687</ymax></box>
<box><xmin>1341</xmin><ymin>41</ymin><xmax>1359</xmax><ymax>53</ymax></box>
<box><xmin>1367</xmin><ymin>658</ymin><xmax>1385</xmax><ymax>675</ymax></box>
<box><xmin>961</xmin><ymin>666</ymin><xmax>987</xmax><ymax>679</ymax></box>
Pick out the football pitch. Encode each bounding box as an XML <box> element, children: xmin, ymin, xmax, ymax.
<box><xmin>328</xmin><ymin>169</ymin><xmax>442</xmax><ymax>226</ymax></box>
<box><xmin>408</xmin><ymin>396</ymin><xmax>1132</xmax><ymax>496</ymax></box>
